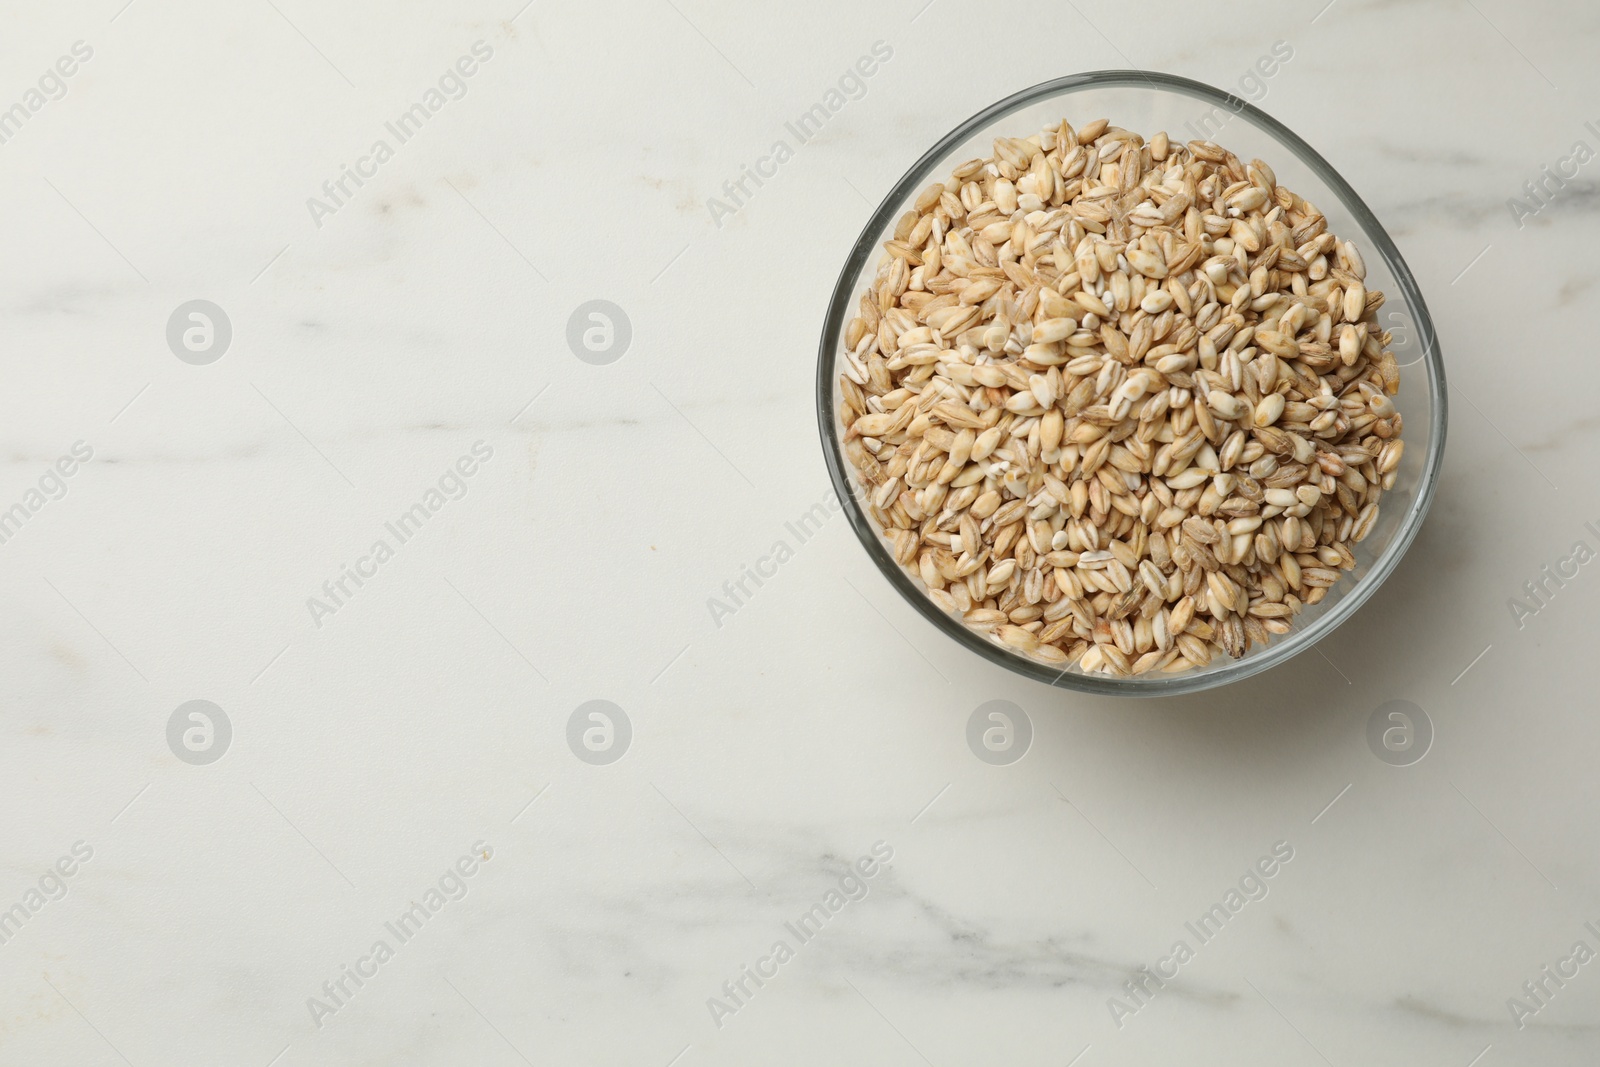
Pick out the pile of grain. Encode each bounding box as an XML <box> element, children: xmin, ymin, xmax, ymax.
<box><xmin>838</xmin><ymin>120</ymin><xmax>1403</xmax><ymax>675</ymax></box>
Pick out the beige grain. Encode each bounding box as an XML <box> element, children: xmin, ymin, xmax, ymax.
<box><xmin>838</xmin><ymin>117</ymin><xmax>1403</xmax><ymax>676</ymax></box>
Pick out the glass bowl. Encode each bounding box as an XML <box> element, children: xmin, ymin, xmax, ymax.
<box><xmin>815</xmin><ymin>70</ymin><xmax>1446</xmax><ymax>696</ymax></box>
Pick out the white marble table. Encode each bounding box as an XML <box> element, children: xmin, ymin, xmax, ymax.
<box><xmin>2</xmin><ymin>1</ymin><xmax>1597</xmax><ymax>1064</ymax></box>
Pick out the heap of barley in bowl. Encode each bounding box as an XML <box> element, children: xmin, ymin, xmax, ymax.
<box><xmin>837</xmin><ymin>119</ymin><xmax>1404</xmax><ymax>676</ymax></box>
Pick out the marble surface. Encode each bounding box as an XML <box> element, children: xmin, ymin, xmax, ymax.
<box><xmin>2</xmin><ymin>0</ymin><xmax>1598</xmax><ymax>1064</ymax></box>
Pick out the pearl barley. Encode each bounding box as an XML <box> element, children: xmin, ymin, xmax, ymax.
<box><xmin>838</xmin><ymin>119</ymin><xmax>1403</xmax><ymax>676</ymax></box>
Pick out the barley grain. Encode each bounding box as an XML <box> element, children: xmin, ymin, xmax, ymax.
<box><xmin>838</xmin><ymin>117</ymin><xmax>1402</xmax><ymax>676</ymax></box>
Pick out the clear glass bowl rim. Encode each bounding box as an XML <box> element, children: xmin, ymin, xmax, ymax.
<box><xmin>815</xmin><ymin>69</ymin><xmax>1447</xmax><ymax>697</ymax></box>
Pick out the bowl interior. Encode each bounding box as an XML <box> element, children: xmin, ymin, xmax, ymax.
<box><xmin>818</xmin><ymin>72</ymin><xmax>1445</xmax><ymax>696</ymax></box>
